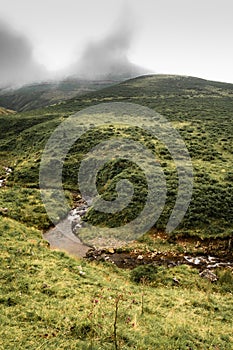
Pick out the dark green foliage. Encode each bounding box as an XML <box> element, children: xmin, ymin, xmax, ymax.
<box><xmin>130</xmin><ymin>264</ymin><xmax>158</xmax><ymax>283</ymax></box>
<box><xmin>84</xmin><ymin>158</ymin><xmax>148</xmax><ymax>228</ymax></box>
<box><xmin>217</xmin><ymin>270</ymin><xmax>233</xmax><ymax>293</ymax></box>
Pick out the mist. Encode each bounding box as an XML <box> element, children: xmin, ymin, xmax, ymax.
<box><xmin>0</xmin><ymin>13</ymin><xmax>150</xmax><ymax>89</ymax></box>
<box><xmin>0</xmin><ymin>20</ymin><xmax>47</xmax><ymax>88</ymax></box>
<box><xmin>67</xmin><ymin>18</ymin><xmax>150</xmax><ymax>80</ymax></box>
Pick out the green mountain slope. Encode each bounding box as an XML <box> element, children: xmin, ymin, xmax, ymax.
<box><xmin>0</xmin><ymin>78</ymin><xmax>119</xmax><ymax>112</ymax></box>
<box><xmin>0</xmin><ymin>74</ymin><xmax>233</xmax><ymax>349</ymax></box>
<box><xmin>0</xmin><ymin>74</ymin><xmax>232</xmax><ymax>239</ymax></box>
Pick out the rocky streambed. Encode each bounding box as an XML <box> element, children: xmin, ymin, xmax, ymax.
<box><xmin>0</xmin><ymin>166</ymin><xmax>12</xmax><ymax>188</ymax></box>
<box><xmin>85</xmin><ymin>247</ymin><xmax>233</xmax><ymax>271</ymax></box>
<box><xmin>44</xmin><ymin>200</ymin><xmax>233</xmax><ymax>280</ymax></box>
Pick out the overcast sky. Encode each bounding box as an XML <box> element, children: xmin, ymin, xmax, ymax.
<box><xmin>0</xmin><ymin>0</ymin><xmax>233</xmax><ymax>86</ymax></box>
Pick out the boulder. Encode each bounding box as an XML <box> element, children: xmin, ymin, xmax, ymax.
<box><xmin>199</xmin><ymin>269</ymin><xmax>218</xmax><ymax>282</ymax></box>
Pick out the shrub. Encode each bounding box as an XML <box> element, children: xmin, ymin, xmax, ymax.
<box><xmin>218</xmin><ymin>270</ymin><xmax>233</xmax><ymax>293</ymax></box>
<box><xmin>130</xmin><ymin>264</ymin><xmax>158</xmax><ymax>284</ymax></box>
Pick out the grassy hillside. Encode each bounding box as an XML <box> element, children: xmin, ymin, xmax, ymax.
<box><xmin>0</xmin><ymin>216</ymin><xmax>233</xmax><ymax>349</ymax></box>
<box><xmin>0</xmin><ymin>78</ymin><xmax>118</xmax><ymax>112</ymax></box>
<box><xmin>0</xmin><ymin>74</ymin><xmax>232</xmax><ymax>349</ymax></box>
<box><xmin>0</xmin><ymin>74</ymin><xmax>232</xmax><ymax>239</ymax></box>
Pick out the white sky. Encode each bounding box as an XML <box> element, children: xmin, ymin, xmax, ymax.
<box><xmin>0</xmin><ymin>0</ymin><xmax>233</xmax><ymax>83</ymax></box>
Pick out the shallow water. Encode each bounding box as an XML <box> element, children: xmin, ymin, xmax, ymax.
<box><xmin>43</xmin><ymin>218</ymin><xmax>90</xmax><ymax>257</ymax></box>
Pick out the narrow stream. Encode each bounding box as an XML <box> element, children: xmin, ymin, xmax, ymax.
<box><xmin>43</xmin><ymin>202</ymin><xmax>233</xmax><ymax>272</ymax></box>
<box><xmin>43</xmin><ymin>202</ymin><xmax>91</xmax><ymax>257</ymax></box>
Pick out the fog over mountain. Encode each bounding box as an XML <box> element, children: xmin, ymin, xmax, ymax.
<box><xmin>0</xmin><ymin>12</ymin><xmax>149</xmax><ymax>89</ymax></box>
<box><xmin>68</xmin><ymin>20</ymin><xmax>150</xmax><ymax>80</ymax></box>
<box><xmin>0</xmin><ymin>20</ymin><xmax>47</xmax><ymax>88</ymax></box>
<box><xmin>0</xmin><ymin>0</ymin><xmax>233</xmax><ymax>85</ymax></box>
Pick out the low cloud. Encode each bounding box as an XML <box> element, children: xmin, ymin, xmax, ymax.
<box><xmin>0</xmin><ymin>20</ymin><xmax>47</xmax><ymax>88</ymax></box>
<box><xmin>0</xmin><ymin>14</ymin><xmax>150</xmax><ymax>88</ymax></box>
<box><xmin>68</xmin><ymin>18</ymin><xmax>149</xmax><ymax>80</ymax></box>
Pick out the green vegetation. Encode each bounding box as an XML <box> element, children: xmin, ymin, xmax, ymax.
<box><xmin>0</xmin><ymin>74</ymin><xmax>232</xmax><ymax>348</ymax></box>
<box><xmin>1</xmin><ymin>75</ymin><xmax>232</xmax><ymax>237</ymax></box>
<box><xmin>0</xmin><ymin>187</ymin><xmax>72</xmax><ymax>230</ymax></box>
<box><xmin>0</xmin><ymin>216</ymin><xmax>233</xmax><ymax>349</ymax></box>
<box><xmin>0</xmin><ymin>78</ymin><xmax>118</xmax><ymax>112</ymax></box>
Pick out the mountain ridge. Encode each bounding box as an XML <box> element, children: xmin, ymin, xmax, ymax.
<box><xmin>1</xmin><ymin>73</ymin><xmax>233</xmax><ymax>114</ymax></box>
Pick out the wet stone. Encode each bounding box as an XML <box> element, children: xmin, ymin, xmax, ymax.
<box><xmin>199</xmin><ymin>269</ymin><xmax>218</xmax><ymax>282</ymax></box>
